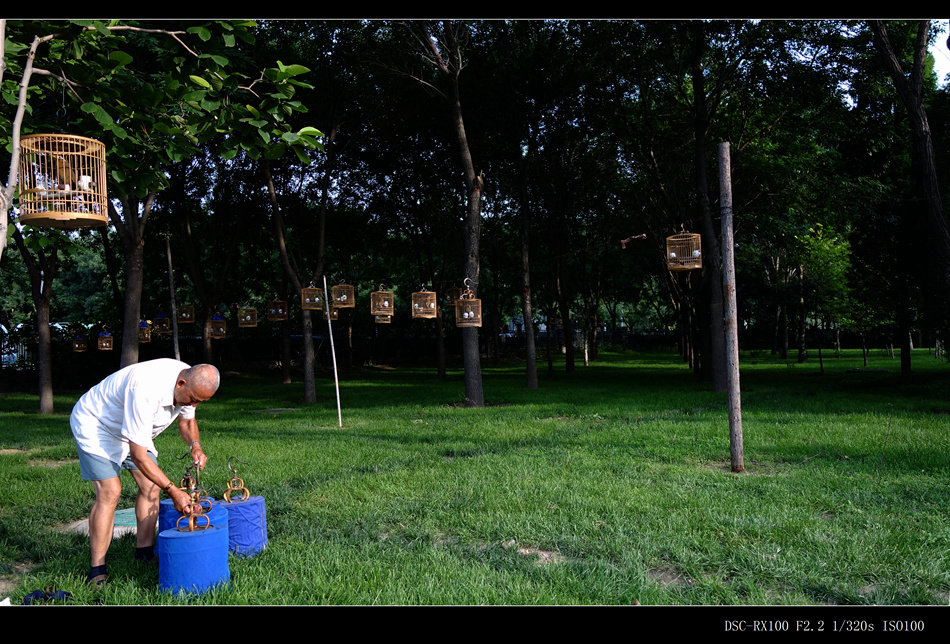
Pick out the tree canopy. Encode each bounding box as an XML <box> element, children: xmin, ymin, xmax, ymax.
<box><xmin>2</xmin><ymin>19</ymin><xmax>949</xmax><ymax>407</ymax></box>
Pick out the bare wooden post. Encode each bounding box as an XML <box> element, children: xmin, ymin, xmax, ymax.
<box><xmin>166</xmin><ymin>236</ymin><xmax>180</xmax><ymax>361</ymax></box>
<box><xmin>719</xmin><ymin>142</ymin><xmax>744</xmax><ymax>473</ymax></box>
<box><xmin>323</xmin><ymin>275</ymin><xmax>343</xmax><ymax>428</ymax></box>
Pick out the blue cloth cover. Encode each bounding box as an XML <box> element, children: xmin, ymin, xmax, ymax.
<box><xmin>157</xmin><ymin>523</ymin><xmax>230</xmax><ymax>595</ymax></box>
<box><xmin>221</xmin><ymin>495</ymin><xmax>268</xmax><ymax>557</ymax></box>
<box><xmin>158</xmin><ymin>497</ymin><xmax>228</xmax><ymax>535</ymax></box>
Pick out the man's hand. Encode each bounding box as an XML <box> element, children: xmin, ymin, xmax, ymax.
<box><xmin>191</xmin><ymin>442</ymin><xmax>207</xmax><ymax>470</ymax></box>
<box><xmin>170</xmin><ymin>486</ymin><xmax>193</xmax><ymax>515</ymax></box>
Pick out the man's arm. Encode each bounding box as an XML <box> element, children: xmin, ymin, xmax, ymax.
<box><xmin>128</xmin><ymin>441</ymin><xmax>193</xmax><ymax>514</ymax></box>
<box><xmin>178</xmin><ymin>416</ymin><xmax>207</xmax><ymax>470</ymax></box>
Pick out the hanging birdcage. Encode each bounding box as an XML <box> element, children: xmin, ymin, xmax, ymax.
<box><xmin>72</xmin><ymin>336</ymin><xmax>87</xmax><ymax>352</ymax></box>
<box><xmin>97</xmin><ymin>331</ymin><xmax>113</xmax><ymax>351</ymax></box>
<box><xmin>666</xmin><ymin>233</ymin><xmax>702</xmax><ymax>271</ymax></box>
<box><xmin>411</xmin><ymin>290</ymin><xmax>438</xmax><ymax>319</ymax></box>
<box><xmin>17</xmin><ymin>133</ymin><xmax>108</xmax><ymax>229</ymax></box>
<box><xmin>138</xmin><ymin>320</ymin><xmax>151</xmax><ymax>343</ymax></box>
<box><xmin>332</xmin><ymin>283</ymin><xmax>355</xmax><ymax>308</ymax></box>
<box><xmin>370</xmin><ymin>286</ymin><xmax>394</xmax><ymax>317</ymax></box>
<box><xmin>455</xmin><ymin>282</ymin><xmax>482</xmax><ymax>328</ymax></box>
<box><xmin>445</xmin><ymin>287</ymin><xmax>461</xmax><ymax>307</ymax></box>
<box><xmin>238</xmin><ymin>307</ymin><xmax>257</xmax><ymax>328</ymax></box>
<box><xmin>375</xmin><ymin>315</ymin><xmax>392</xmax><ymax>324</ymax></box>
<box><xmin>154</xmin><ymin>314</ymin><xmax>171</xmax><ymax>334</ymax></box>
<box><xmin>267</xmin><ymin>300</ymin><xmax>288</xmax><ymax>321</ymax></box>
<box><xmin>177</xmin><ymin>305</ymin><xmax>195</xmax><ymax>324</ymax></box>
<box><xmin>301</xmin><ymin>287</ymin><xmax>324</xmax><ymax>311</ymax></box>
<box><xmin>210</xmin><ymin>314</ymin><xmax>226</xmax><ymax>339</ymax></box>
<box><xmin>325</xmin><ymin>307</ymin><xmax>339</xmax><ymax>322</ymax></box>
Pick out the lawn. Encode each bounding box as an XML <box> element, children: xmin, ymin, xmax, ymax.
<box><xmin>1</xmin><ymin>348</ymin><xmax>948</xmax><ymax>608</ymax></box>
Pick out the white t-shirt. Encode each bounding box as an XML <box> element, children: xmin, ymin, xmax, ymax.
<box><xmin>71</xmin><ymin>358</ymin><xmax>197</xmax><ymax>464</ymax></box>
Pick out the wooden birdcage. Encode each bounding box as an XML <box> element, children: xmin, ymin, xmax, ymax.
<box><xmin>301</xmin><ymin>287</ymin><xmax>324</xmax><ymax>311</ymax></box>
<box><xmin>325</xmin><ymin>307</ymin><xmax>339</xmax><ymax>322</ymax></box>
<box><xmin>267</xmin><ymin>300</ymin><xmax>289</xmax><ymax>321</ymax></box>
<box><xmin>412</xmin><ymin>290</ymin><xmax>438</xmax><ymax>319</ymax></box>
<box><xmin>455</xmin><ymin>286</ymin><xmax>482</xmax><ymax>328</ymax></box>
<box><xmin>72</xmin><ymin>337</ymin><xmax>87</xmax><ymax>352</ymax></box>
<box><xmin>17</xmin><ymin>133</ymin><xmax>108</xmax><ymax>229</ymax></box>
<box><xmin>666</xmin><ymin>233</ymin><xmax>702</xmax><ymax>271</ymax></box>
<box><xmin>177</xmin><ymin>305</ymin><xmax>195</xmax><ymax>324</ymax></box>
<box><xmin>331</xmin><ymin>284</ymin><xmax>355</xmax><ymax>308</ymax></box>
<box><xmin>370</xmin><ymin>287</ymin><xmax>395</xmax><ymax>316</ymax></box>
<box><xmin>97</xmin><ymin>332</ymin><xmax>113</xmax><ymax>351</ymax></box>
<box><xmin>374</xmin><ymin>315</ymin><xmax>392</xmax><ymax>324</ymax></box>
<box><xmin>445</xmin><ymin>287</ymin><xmax>461</xmax><ymax>307</ymax></box>
<box><xmin>210</xmin><ymin>315</ymin><xmax>226</xmax><ymax>339</ymax></box>
<box><xmin>138</xmin><ymin>320</ymin><xmax>151</xmax><ymax>343</ymax></box>
<box><xmin>238</xmin><ymin>307</ymin><xmax>258</xmax><ymax>328</ymax></box>
<box><xmin>154</xmin><ymin>314</ymin><xmax>171</xmax><ymax>334</ymax></box>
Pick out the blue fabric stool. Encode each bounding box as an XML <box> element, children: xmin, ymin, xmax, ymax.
<box><xmin>221</xmin><ymin>495</ymin><xmax>268</xmax><ymax>557</ymax></box>
<box><xmin>157</xmin><ymin>523</ymin><xmax>230</xmax><ymax>595</ymax></box>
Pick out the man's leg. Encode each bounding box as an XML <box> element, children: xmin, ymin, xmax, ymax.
<box><xmin>129</xmin><ymin>468</ymin><xmax>160</xmax><ymax>551</ymax></box>
<box><xmin>89</xmin><ymin>476</ymin><xmax>122</xmax><ymax>571</ymax></box>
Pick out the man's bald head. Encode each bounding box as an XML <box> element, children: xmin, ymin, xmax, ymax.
<box><xmin>175</xmin><ymin>364</ymin><xmax>220</xmax><ymax>406</ymax></box>
<box><xmin>183</xmin><ymin>364</ymin><xmax>220</xmax><ymax>393</ymax></box>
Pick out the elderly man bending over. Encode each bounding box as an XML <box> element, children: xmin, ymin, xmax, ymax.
<box><xmin>70</xmin><ymin>359</ymin><xmax>220</xmax><ymax>587</ymax></box>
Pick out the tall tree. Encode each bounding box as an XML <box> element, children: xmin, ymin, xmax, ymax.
<box><xmin>404</xmin><ymin>20</ymin><xmax>485</xmax><ymax>406</ymax></box>
<box><xmin>870</xmin><ymin>20</ymin><xmax>950</xmax><ymax>344</ymax></box>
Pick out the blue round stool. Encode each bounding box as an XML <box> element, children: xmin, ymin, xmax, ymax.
<box><xmin>157</xmin><ymin>523</ymin><xmax>230</xmax><ymax>595</ymax></box>
<box><xmin>220</xmin><ymin>495</ymin><xmax>268</xmax><ymax>557</ymax></box>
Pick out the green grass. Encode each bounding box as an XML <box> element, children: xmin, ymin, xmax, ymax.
<box><xmin>1</xmin><ymin>348</ymin><xmax>949</xmax><ymax>605</ymax></box>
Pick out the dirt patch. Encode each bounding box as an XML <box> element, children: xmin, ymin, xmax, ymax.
<box><xmin>0</xmin><ymin>448</ymin><xmax>27</xmax><ymax>455</ymax></box>
<box><xmin>502</xmin><ymin>539</ymin><xmax>565</xmax><ymax>565</ymax></box>
<box><xmin>0</xmin><ymin>561</ymin><xmax>36</xmax><ymax>597</ymax></box>
<box><xmin>649</xmin><ymin>565</ymin><xmax>692</xmax><ymax>587</ymax></box>
<box><xmin>29</xmin><ymin>458</ymin><xmax>77</xmax><ymax>468</ymax></box>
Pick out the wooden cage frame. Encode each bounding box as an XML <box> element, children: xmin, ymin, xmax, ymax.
<box><xmin>177</xmin><ymin>305</ymin><xmax>195</xmax><ymax>324</ymax></box>
<box><xmin>411</xmin><ymin>290</ymin><xmax>438</xmax><ymax>319</ymax></box>
<box><xmin>210</xmin><ymin>316</ymin><xmax>227</xmax><ymax>339</ymax></box>
<box><xmin>331</xmin><ymin>284</ymin><xmax>355</xmax><ymax>308</ymax></box>
<box><xmin>17</xmin><ymin>133</ymin><xmax>108</xmax><ymax>229</ymax></box>
<box><xmin>455</xmin><ymin>287</ymin><xmax>482</xmax><ymax>328</ymax></box>
<box><xmin>138</xmin><ymin>321</ymin><xmax>151</xmax><ymax>343</ymax></box>
<box><xmin>374</xmin><ymin>315</ymin><xmax>392</xmax><ymax>325</ymax></box>
<box><xmin>301</xmin><ymin>287</ymin><xmax>324</xmax><ymax>311</ymax></box>
<box><xmin>445</xmin><ymin>287</ymin><xmax>461</xmax><ymax>307</ymax></box>
<box><xmin>72</xmin><ymin>337</ymin><xmax>87</xmax><ymax>352</ymax></box>
<box><xmin>154</xmin><ymin>314</ymin><xmax>171</xmax><ymax>334</ymax></box>
<box><xmin>97</xmin><ymin>333</ymin><xmax>113</xmax><ymax>351</ymax></box>
<box><xmin>238</xmin><ymin>307</ymin><xmax>258</xmax><ymax>328</ymax></box>
<box><xmin>666</xmin><ymin>233</ymin><xmax>702</xmax><ymax>271</ymax></box>
<box><xmin>267</xmin><ymin>300</ymin><xmax>289</xmax><ymax>321</ymax></box>
<box><xmin>325</xmin><ymin>307</ymin><xmax>339</xmax><ymax>321</ymax></box>
<box><xmin>370</xmin><ymin>289</ymin><xmax>395</xmax><ymax>316</ymax></box>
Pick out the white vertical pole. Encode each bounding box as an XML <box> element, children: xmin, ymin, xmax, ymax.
<box><xmin>719</xmin><ymin>142</ymin><xmax>744</xmax><ymax>473</ymax></box>
<box><xmin>323</xmin><ymin>275</ymin><xmax>343</xmax><ymax>427</ymax></box>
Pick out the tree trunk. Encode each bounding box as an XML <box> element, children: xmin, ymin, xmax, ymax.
<box><xmin>34</xmin><ymin>291</ymin><xmax>54</xmax><ymax>414</ymax></box>
<box><xmin>448</xmin><ymin>50</ymin><xmax>484</xmax><ymax>407</ymax></box>
<box><xmin>11</xmin><ymin>227</ymin><xmax>56</xmax><ymax>414</ymax></box>
<box><xmin>690</xmin><ymin>23</ymin><xmax>727</xmax><ymax>391</ymax></box>
<box><xmin>264</xmin><ymin>162</ymin><xmax>317</xmax><ymax>403</ymax></box>
<box><xmin>872</xmin><ymin>20</ymin><xmax>950</xmax><ymax>339</ymax></box>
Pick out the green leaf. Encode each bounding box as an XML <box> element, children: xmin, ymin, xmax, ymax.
<box><xmin>189</xmin><ymin>75</ymin><xmax>212</xmax><ymax>88</ymax></box>
<box><xmin>187</xmin><ymin>25</ymin><xmax>212</xmax><ymax>42</ymax></box>
<box><xmin>109</xmin><ymin>51</ymin><xmax>133</xmax><ymax>67</ymax></box>
<box><xmin>292</xmin><ymin>145</ymin><xmax>312</xmax><ymax>165</ymax></box>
